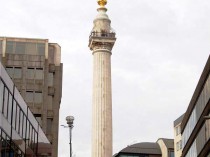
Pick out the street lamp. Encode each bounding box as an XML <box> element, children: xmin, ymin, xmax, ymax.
<box><xmin>61</xmin><ymin>116</ymin><xmax>74</xmax><ymax>157</ymax></box>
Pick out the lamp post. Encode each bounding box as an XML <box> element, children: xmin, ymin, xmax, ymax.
<box><xmin>61</xmin><ymin>116</ymin><xmax>74</xmax><ymax>157</ymax></box>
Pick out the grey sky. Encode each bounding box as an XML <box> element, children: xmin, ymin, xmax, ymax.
<box><xmin>0</xmin><ymin>0</ymin><xmax>210</xmax><ymax>156</ymax></box>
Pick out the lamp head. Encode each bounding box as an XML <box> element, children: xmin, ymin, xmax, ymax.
<box><xmin>66</xmin><ymin>116</ymin><xmax>74</xmax><ymax>126</ymax></box>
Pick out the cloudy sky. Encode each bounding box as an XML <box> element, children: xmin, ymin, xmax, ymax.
<box><xmin>0</xmin><ymin>0</ymin><xmax>210</xmax><ymax>156</ymax></box>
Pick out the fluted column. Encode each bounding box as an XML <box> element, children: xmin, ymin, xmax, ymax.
<box><xmin>92</xmin><ymin>49</ymin><xmax>112</xmax><ymax>157</ymax></box>
<box><xmin>89</xmin><ymin>1</ymin><xmax>116</xmax><ymax>157</ymax></box>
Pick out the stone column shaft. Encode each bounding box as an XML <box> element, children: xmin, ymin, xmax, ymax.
<box><xmin>92</xmin><ymin>50</ymin><xmax>112</xmax><ymax>157</ymax></box>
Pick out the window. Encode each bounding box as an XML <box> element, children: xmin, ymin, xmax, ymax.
<box><xmin>6</xmin><ymin>67</ymin><xmax>13</xmax><ymax>78</ymax></box>
<box><xmin>27</xmin><ymin>68</ymin><xmax>35</xmax><ymax>79</ymax></box>
<box><xmin>37</xmin><ymin>43</ymin><xmax>45</xmax><ymax>55</ymax></box>
<box><xmin>25</xmin><ymin>91</ymin><xmax>33</xmax><ymax>102</ymax></box>
<box><xmin>34</xmin><ymin>114</ymin><xmax>42</xmax><ymax>125</ymax></box>
<box><xmin>6</xmin><ymin>67</ymin><xmax>22</xmax><ymax>79</ymax></box>
<box><xmin>12</xmin><ymin>100</ymin><xmax>17</xmax><ymax>129</ymax></box>
<box><xmin>3</xmin><ymin>87</ymin><xmax>8</xmax><ymax>117</ymax></box>
<box><xmin>16</xmin><ymin>42</ymin><xmax>26</xmax><ymax>54</ymax></box>
<box><xmin>0</xmin><ymin>79</ymin><xmax>4</xmax><ymax>112</ymax></box>
<box><xmin>34</xmin><ymin>92</ymin><xmax>42</xmax><ymax>104</ymax></box>
<box><xmin>14</xmin><ymin>67</ymin><xmax>22</xmax><ymax>78</ymax></box>
<box><xmin>169</xmin><ymin>151</ymin><xmax>174</xmax><ymax>157</ymax></box>
<box><xmin>35</xmin><ymin>68</ymin><xmax>43</xmax><ymax>79</ymax></box>
<box><xmin>25</xmin><ymin>91</ymin><xmax>43</xmax><ymax>105</ymax></box>
<box><xmin>6</xmin><ymin>41</ymin><xmax>15</xmax><ymax>53</ymax></box>
<box><xmin>27</xmin><ymin>67</ymin><xmax>43</xmax><ymax>80</ymax></box>
<box><xmin>7</xmin><ymin>93</ymin><xmax>12</xmax><ymax>123</ymax></box>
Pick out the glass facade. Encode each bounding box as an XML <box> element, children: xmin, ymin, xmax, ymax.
<box><xmin>6</xmin><ymin>41</ymin><xmax>45</xmax><ymax>56</ymax></box>
<box><xmin>182</xmin><ymin>65</ymin><xmax>210</xmax><ymax>157</ymax></box>
<box><xmin>182</xmin><ymin>74</ymin><xmax>210</xmax><ymax>147</ymax></box>
<box><xmin>0</xmin><ymin>62</ymin><xmax>51</xmax><ymax>156</ymax></box>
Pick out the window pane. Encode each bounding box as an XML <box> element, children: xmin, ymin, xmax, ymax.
<box><xmin>27</xmin><ymin>68</ymin><xmax>35</xmax><ymax>79</ymax></box>
<box><xmin>26</xmin><ymin>42</ymin><xmax>37</xmax><ymax>55</ymax></box>
<box><xmin>6</xmin><ymin>41</ymin><xmax>14</xmax><ymax>53</ymax></box>
<box><xmin>14</xmin><ymin>67</ymin><xmax>22</xmax><ymax>78</ymax></box>
<box><xmin>12</xmin><ymin>100</ymin><xmax>17</xmax><ymax>129</ymax></box>
<box><xmin>7</xmin><ymin>93</ymin><xmax>12</xmax><ymax>123</ymax></box>
<box><xmin>15</xmin><ymin>42</ymin><xmax>25</xmax><ymax>54</ymax></box>
<box><xmin>19</xmin><ymin>111</ymin><xmax>23</xmax><ymax>136</ymax></box>
<box><xmin>0</xmin><ymin>80</ymin><xmax>4</xmax><ymax>112</ymax></box>
<box><xmin>34</xmin><ymin>92</ymin><xmax>42</xmax><ymax>103</ymax></box>
<box><xmin>35</xmin><ymin>68</ymin><xmax>43</xmax><ymax>80</ymax></box>
<box><xmin>37</xmin><ymin>43</ymin><xmax>45</xmax><ymax>55</ymax></box>
<box><xmin>3</xmin><ymin>87</ymin><xmax>8</xmax><ymax>117</ymax></box>
<box><xmin>25</xmin><ymin>91</ymin><xmax>33</xmax><ymax>102</ymax></box>
<box><xmin>6</xmin><ymin>67</ymin><xmax>14</xmax><ymax>78</ymax></box>
<box><xmin>16</xmin><ymin>106</ymin><xmax>20</xmax><ymax>132</ymax></box>
<box><xmin>34</xmin><ymin>114</ymin><xmax>42</xmax><ymax>125</ymax></box>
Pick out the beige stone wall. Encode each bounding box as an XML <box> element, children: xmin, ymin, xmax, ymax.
<box><xmin>157</xmin><ymin>139</ymin><xmax>168</xmax><ymax>157</ymax></box>
<box><xmin>174</xmin><ymin>124</ymin><xmax>182</xmax><ymax>157</ymax></box>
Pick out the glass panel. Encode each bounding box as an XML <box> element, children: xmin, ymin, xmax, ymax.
<box><xmin>37</xmin><ymin>43</ymin><xmax>45</xmax><ymax>55</ymax></box>
<box><xmin>35</xmin><ymin>68</ymin><xmax>43</xmax><ymax>80</ymax></box>
<box><xmin>7</xmin><ymin>93</ymin><xmax>12</xmax><ymax>123</ymax></box>
<box><xmin>12</xmin><ymin>100</ymin><xmax>17</xmax><ymax>129</ymax></box>
<box><xmin>15</xmin><ymin>42</ymin><xmax>25</xmax><ymax>54</ymax></box>
<box><xmin>6</xmin><ymin>41</ymin><xmax>14</xmax><ymax>53</ymax></box>
<box><xmin>34</xmin><ymin>92</ymin><xmax>42</xmax><ymax>104</ymax></box>
<box><xmin>34</xmin><ymin>114</ymin><xmax>42</xmax><ymax>126</ymax></box>
<box><xmin>14</xmin><ymin>67</ymin><xmax>22</xmax><ymax>79</ymax></box>
<box><xmin>6</xmin><ymin>67</ymin><xmax>14</xmax><ymax>78</ymax></box>
<box><xmin>25</xmin><ymin>91</ymin><xmax>33</xmax><ymax>103</ymax></box>
<box><xmin>26</xmin><ymin>42</ymin><xmax>37</xmax><ymax>55</ymax></box>
<box><xmin>16</xmin><ymin>105</ymin><xmax>20</xmax><ymax>133</ymax></box>
<box><xmin>27</xmin><ymin>68</ymin><xmax>35</xmax><ymax>79</ymax></box>
<box><xmin>3</xmin><ymin>87</ymin><xmax>8</xmax><ymax>117</ymax></box>
<box><xmin>22</xmin><ymin>115</ymin><xmax>26</xmax><ymax>139</ymax></box>
<box><xmin>170</xmin><ymin>151</ymin><xmax>174</xmax><ymax>157</ymax></box>
<box><xmin>0</xmin><ymin>79</ymin><xmax>4</xmax><ymax>112</ymax></box>
<box><xmin>19</xmin><ymin>111</ymin><xmax>23</xmax><ymax>137</ymax></box>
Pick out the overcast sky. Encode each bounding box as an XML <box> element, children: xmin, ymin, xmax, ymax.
<box><xmin>0</xmin><ymin>0</ymin><xmax>210</xmax><ymax>156</ymax></box>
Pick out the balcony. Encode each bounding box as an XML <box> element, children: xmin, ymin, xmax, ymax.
<box><xmin>89</xmin><ymin>32</ymin><xmax>116</xmax><ymax>39</ymax></box>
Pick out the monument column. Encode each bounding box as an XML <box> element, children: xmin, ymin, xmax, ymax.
<box><xmin>88</xmin><ymin>1</ymin><xmax>116</xmax><ymax>157</ymax></box>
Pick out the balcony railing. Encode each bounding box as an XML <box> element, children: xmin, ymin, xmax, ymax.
<box><xmin>90</xmin><ymin>32</ymin><xmax>115</xmax><ymax>38</ymax></box>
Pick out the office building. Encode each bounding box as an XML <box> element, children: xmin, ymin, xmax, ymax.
<box><xmin>114</xmin><ymin>138</ymin><xmax>174</xmax><ymax>157</ymax></box>
<box><xmin>181</xmin><ymin>56</ymin><xmax>210</xmax><ymax>157</ymax></box>
<box><xmin>0</xmin><ymin>62</ymin><xmax>51</xmax><ymax>157</ymax></box>
<box><xmin>88</xmin><ymin>0</ymin><xmax>116</xmax><ymax>157</ymax></box>
<box><xmin>0</xmin><ymin>37</ymin><xmax>63</xmax><ymax>157</ymax></box>
<box><xmin>173</xmin><ymin>114</ymin><xmax>184</xmax><ymax>157</ymax></box>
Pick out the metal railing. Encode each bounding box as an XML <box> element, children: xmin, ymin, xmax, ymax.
<box><xmin>90</xmin><ymin>32</ymin><xmax>115</xmax><ymax>38</ymax></box>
